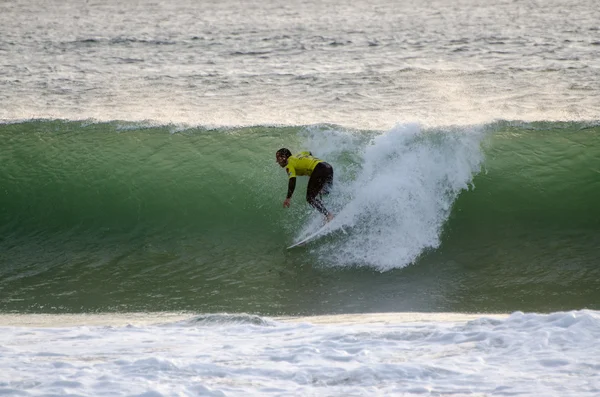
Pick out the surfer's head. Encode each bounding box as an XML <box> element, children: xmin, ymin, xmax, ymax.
<box><xmin>275</xmin><ymin>148</ymin><xmax>292</xmax><ymax>167</ymax></box>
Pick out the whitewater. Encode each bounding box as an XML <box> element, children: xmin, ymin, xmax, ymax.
<box><xmin>2</xmin><ymin>311</ymin><xmax>600</xmax><ymax>396</ymax></box>
<box><xmin>2</xmin><ymin>0</ymin><xmax>600</xmax><ymax>395</ymax></box>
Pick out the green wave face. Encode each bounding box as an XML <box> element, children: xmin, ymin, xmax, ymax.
<box><xmin>1</xmin><ymin>120</ymin><xmax>599</xmax><ymax>314</ymax></box>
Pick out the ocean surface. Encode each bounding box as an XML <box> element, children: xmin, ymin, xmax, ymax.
<box><xmin>1</xmin><ymin>0</ymin><xmax>599</xmax><ymax>395</ymax></box>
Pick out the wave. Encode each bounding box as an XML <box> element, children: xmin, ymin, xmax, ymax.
<box><xmin>1</xmin><ymin>120</ymin><xmax>598</xmax><ymax>267</ymax></box>
<box><xmin>1</xmin><ymin>119</ymin><xmax>599</xmax><ymax>312</ymax></box>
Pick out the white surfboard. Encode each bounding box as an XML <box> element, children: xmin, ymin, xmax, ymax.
<box><xmin>287</xmin><ymin>217</ymin><xmax>350</xmax><ymax>249</ymax></box>
<box><xmin>287</xmin><ymin>204</ymin><xmax>354</xmax><ymax>249</ymax></box>
<box><xmin>287</xmin><ymin>224</ymin><xmax>331</xmax><ymax>249</ymax></box>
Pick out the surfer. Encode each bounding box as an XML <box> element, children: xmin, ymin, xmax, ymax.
<box><xmin>275</xmin><ymin>148</ymin><xmax>334</xmax><ymax>222</ymax></box>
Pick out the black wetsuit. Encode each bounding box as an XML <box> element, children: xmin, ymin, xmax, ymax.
<box><xmin>306</xmin><ymin>162</ymin><xmax>334</xmax><ymax>216</ymax></box>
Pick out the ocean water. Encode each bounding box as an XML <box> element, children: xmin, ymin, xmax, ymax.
<box><xmin>1</xmin><ymin>0</ymin><xmax>599</xmax><ymax>128</ymax></box>
<box><xmin>2</xmin><ymin>120</ymin><xmax>600</xmax><ymax>316</ymax></box>
<box><xmin>1</xmin><ymin>0</ymin><xmax>599</xmax><ymax>395</ymax></box>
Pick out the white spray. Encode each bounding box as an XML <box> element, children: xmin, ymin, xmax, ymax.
<box><xmin>303</xmin><ymin>123</ymin><xmax>484</xmax><ymax>271</ymax></box>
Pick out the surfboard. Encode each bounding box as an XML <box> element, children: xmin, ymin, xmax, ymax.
<box><xmin>287</xmin><ymin>206</ymin><xmax>353</xmax><ymax>249</ymax></box>
<box><xmin>287</xmin><ymin>224</ymin><xmax>331</xmax><ymax>249</ymax></box>
<box><xmin>287</xmin><ymin>219</ymin><xmax>351</xmax><ymax>249</ymax></box>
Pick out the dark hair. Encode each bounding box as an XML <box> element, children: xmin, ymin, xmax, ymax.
<box><xmin>276</xmin><ymin>148</ymin><xmax>292</xmax><ymax>158</ymax></box>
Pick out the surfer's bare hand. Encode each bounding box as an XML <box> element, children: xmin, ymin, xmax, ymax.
<box><xmin>283</xmin><ymin>198</ymin><xmax>291</xmax><ymax>208</ymax></box>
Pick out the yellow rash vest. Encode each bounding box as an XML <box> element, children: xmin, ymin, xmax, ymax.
<box><xmin>285</xmin><ymin>151</ymin><xmax>322</xmax><ymax>179</ymax></box>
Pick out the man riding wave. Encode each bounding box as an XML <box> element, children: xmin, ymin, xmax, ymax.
<box><xmin>275</xmin><ymin>148</ymin><xmax>334</xmax><ymax>222</ymax></box>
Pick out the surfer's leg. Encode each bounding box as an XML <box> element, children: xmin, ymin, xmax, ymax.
<box><xmin>307</xmin><ymin>194</ymin><xmax>329</xmax><ymax>215</ymax></box>
<box><xmin>321</xmin><ymin>163</ymin><xmax>333</xmax><ymax>196</ymax></box>
<box><xmin>306</xmin><ymin>177</ymin><xmax>328</xmax><ymax>215</ymax></box>
<box><xmin>307</xmin><ymin>163</ymin><xmax>333</xmax><ymax>216</ymax></box>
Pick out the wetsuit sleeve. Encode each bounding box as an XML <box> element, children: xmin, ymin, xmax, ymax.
<box><xmin>287</xmin><ymin>177</ymin><xmax>296</xmax><ymax>199</ymax></box>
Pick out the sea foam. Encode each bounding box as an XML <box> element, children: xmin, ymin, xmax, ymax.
<box><xmin>0</xmin><ymin>311</ymin><xmax>598</xmax><ymax>396</ymax></box>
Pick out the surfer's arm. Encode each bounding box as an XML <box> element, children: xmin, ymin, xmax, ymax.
<box><xmin>283</xmin><ymin>162</ymin><xmax>297</xmax><ymax>208</ymax></box>
<box><xmin>283</xmin><ymin>177</ymin><xmax>296</xmax><ymax>208</ymax></box>
<box><xmin>286</xmin><ymin>177</ymin><xmax>296</xmax><ymax>199</ymax></box>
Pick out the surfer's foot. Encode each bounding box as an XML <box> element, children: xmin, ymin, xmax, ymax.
<box><xmin>325</xmin><ymin>213</ymin><xmax>334</xmax><ymax>223</ymax></box>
